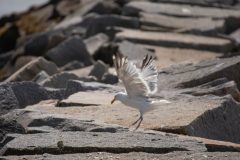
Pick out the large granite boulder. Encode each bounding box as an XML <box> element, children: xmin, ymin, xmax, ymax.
<box><xmin>0</xmin><ymin>81</ymin><xmax>63</xmax><ymax>115</ymax></box>
<box><xmin>5</xmin><ymin>57</ymin><xmax>58</xmax><ymax>82</ymax></box>
<box><xmin>45</xmin><ymin>36</ymin><xmax>92</xmax><ymax>67</ymax></box>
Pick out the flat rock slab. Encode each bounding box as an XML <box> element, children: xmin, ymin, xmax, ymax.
<box><xmin>115</xmin><ymin>29</ymin><xmax>233</xmax><ymax>52</ymax></box>
<box><xmin>2</xmin><ymin>151</ymin><xmax>240</xmax><ymax>160</ymax></box>
<box><xmin>123</xmin><ymin>1</ymin><xmax>240</xmax><ymax>18</ymax></box>
<box><xmin>57</xmin><ymin>91</ymin><xmax>116</xmax><ymax>107</ymax></box>
<box><xmin>5</xmin><ymin>57</ymin><xmax>58</xmax><ymax>82</ymax></box>
<box><xmin>2</xmin><ymin>108</ymin><xmax>127</xmax><ymax>134</ymax></box>
<box><xmin>1</xmin><ymin>131</ymin><xmax>206</xmax><ymax>156</ymax></box>
<box><xmin>158</xmin><ymin>55</ymin><xmax>240</xmax><ymax>90</ymax></box>
<box><xmin>28</xmin><ymin>91</ymin><xmax>240</xmax><ymax>143</ymax></box>
<box><xmin>143</xmin><ymin>45</ymin><xmax>220</xmax><ymax>68</ymax></box>
<box><xmin>140</xmin><ymin>12</ymin><xmax>225</xmax><ymax>35</ymax></box>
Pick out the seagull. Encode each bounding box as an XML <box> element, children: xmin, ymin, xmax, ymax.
<box><xmin>111</xmin><ymin>53</ymin><xmax>170</xmax><ymax>130</ymax></box>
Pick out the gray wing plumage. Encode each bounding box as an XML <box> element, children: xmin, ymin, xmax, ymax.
<box><xmin>113</xmin><ymin>53</ymin><xmax>158</xmax><ymax>98</ymax></box>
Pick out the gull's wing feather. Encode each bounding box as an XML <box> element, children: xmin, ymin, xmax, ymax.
<box><xmin>140</xmin><ymin>55</ymin><xmax>158</xmax><ymax>94</ymax></box>
<box><xmin>113</xmin><ymin>53</ymin><xmax>150</xmax><ymax>98</ymax></box>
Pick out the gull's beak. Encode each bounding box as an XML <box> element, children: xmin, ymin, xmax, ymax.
<box><xmin>111</xmin><ymin>97</ymin><xmax>116</xmax><ymax>104</ymax></box>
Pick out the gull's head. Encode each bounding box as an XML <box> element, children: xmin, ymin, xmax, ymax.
<box><xmin>111</xmin><ymin>92</ymin><xmax>126</xmax><ymax>104</ymax></box>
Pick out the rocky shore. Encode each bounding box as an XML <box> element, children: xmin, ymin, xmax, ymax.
<box><xmin>1</xmin><ymin>0</ymin><xmax>240</xmax><ymax>159</ymax></box>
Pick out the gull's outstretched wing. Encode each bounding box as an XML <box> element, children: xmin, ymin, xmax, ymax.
<box><xmin>140</xmin><ymin>55</ymin><xmax>158</xmax><ymax>94</ymax></box>
<box><xmin>113</xmin><ymin>53</ymin><xmax>158</xmax><ymax>97</ymax></box>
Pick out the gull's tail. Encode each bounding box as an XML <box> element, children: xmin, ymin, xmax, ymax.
<box><xmin>150</xmin><ymin>99</ymin><xmax>171</xmax><ymax>109</ymax></box>
<box><xmin>152</xmin><ymin>99</ymin><xmax>171</xmax><ymax>104</ymax></box>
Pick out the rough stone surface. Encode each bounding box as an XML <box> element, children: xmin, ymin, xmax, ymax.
<box><xmin>89</xmin><ymin>61</ymin><xmax>109</xmax><ymax>81</ymax></box>
<box><xmin>101</xmin><ymin>73</ymin><xmax>118</xmax><ymax>84</ymax></box>
<box><xmin>60</xmin><ymin>61</ymin><xmax>84</xmax><ymax>71</ymax></box>
<box><xmin>0</xmin><ymin>81</ymin><xmax>63</xmax><ymax>115</ymax></box>
<box><xmin>116</xmin><ymin>29</ymin><xmax>234</xmax><ymax>52</ymax></box>
<box><xmin>2</xmin><ymin>152</ymin><xmax>240</xmax><ymax>160</ymax></box>
<box><xmin>0</xmin><ymin>109</ymin><xmax>127</xmax><ymax>135</ymax></box>
<box><xmin>40</xmin><ymin>72</ymin><xmax>80</xmax><ymax>89</ymax></box>
<box><xmin>144</xmin><ymin>45</ymin><xmax>220</xmax><ymax>68</ymax></box>
<box><xmin>158</xmin><ymin>56</ymin><xmax>240</xmax><ymax>90</ymax></box>
<box><xmin>24</xmin><ymin>31</ymin><xmax>66</xmax><ymax>57</ymax></box>
<box><xmin>30</xmin><ymin>90</ymin><xmax>240</xmax><ymax>144</ymax></box>
<box><xmin>230</xmin><ymin>28</ymin><xmax>240</xmax><ymax>44</ymax></box>
<box><xmin>57</xmin><ymin>91</ymin><xmax>116</xmax><ymax>107</ymax></box>
<box><xmin>65</xmin><ymin>80</ymin><xmax>117</xmax><ymax>96</ymax></box>
<box><xmin>32</xmin><ymin>71</ymin><xmax>50</xmax><ymax>84</ymax></box>
<box><xmin>85</xmin><ymin>14</ymin><xmax>140</xmax><ymax>37</ymax></box>
<box><xmin>118</xmin><ymin>40</ymin><xmax>155</xmax><ymax>60</ymax></box>
<box><xmin>84</xmin><ymin>33</ymin><xmax>109</xmax><ymax>56</ymax></box>
<box><xmin>0</xmin><ymin>110</ymin><xmax>30</xmax><ymax>143</ymax></box>
<box><xmin>153</xmin><ymin>0</ymin><xmax>237</xmax><ymax>7</ymax></box>
<box><xmin>45</xmin><ymin>36</ymin><xmax>92</xmax><ymax>67</ymax></box>
<box><xmin>5</xmin><ymin>57</ymin><xmax>58</xmax><ymax>82</ymax></box>
<box><xmin>140</xmin><ymin>12</ymin><xmax>225</xmax><ymax>35</ymax></box>
<box><xmin>123</xmin><ymin>1</ymin><xmax>240</xmax><ymax>18</ymax></box>
<box><xmin>0</xmin><ymin>83</ymin><xmax>19</xmax><ymax>115</ymax></box>
<box><xmin>74</xmin><ymin>0</ymin><xmax>121</xmax><ymax>17</ymax></box>
<box><xmin>181</xmin><ymin>80</ymin><xmax>240</xmax><ymax>102</ymax></box>
<box><xmin>0</xmin><ymin>51</ymin><xmax>12</xmax><ymax>68</ymax></box>
<box><xmin>13</xmin><ymin>56</ymin><xmax>37</xmax><ymax>72</ymax></box>
<box><xmin>1</xmin><ymin>131</ymin><xmax>206</xmax><ymax>156</ymax></box>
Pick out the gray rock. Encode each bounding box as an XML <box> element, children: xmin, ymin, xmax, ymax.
<box><xmin>2</xmin><ymin>152</ymin><xmax>240</xmax><ymax>160</ymax></box>
<box><xmin>230</xmin><ymin>28</ymin><xmax>240</xmax><ymax>45</ymax></box>
<box><xmin>5</xmin><ymin>57</ymin><xmax>58</xmax><ymax>82</ymax></box>
<box><xmin>92</xmin><ymin>42</ymin><xmax>118</xmax><ymax>66</ymax></box>
<box><xmin>122</xmin><ymin>1</ymin><xmax>240</xmax><ymax>18</ymax></box>
<box><xmin>89</xmin><ymin>61</ymin><xmax>109</xmax><ymax>81</ymax></box>
<box><xmin>59</xmin><ymin>61</ymin><xmax>84</xmax><ymax>71</ymax></box>
<box><xmin>85</xmin><ymin>14</ymin><xmax>140</xmax><ymax>37</ymax></box>
<box><xmin>65</xmin><ymin>80</ymin><xmax>116</xmax><ymax>96</ymax></box>
<box><xmin>182</xmin><ymin>80</ymin><xmax>240</xmax><ymax>102</ymax></box>
<box><xmin>56</xmin><ymin>89</ymin><xmax>240</xmax><ymax>144</ymax></box>
<box><xmin>185</xmin><ymin>97</ymin><xmax>240</xmax><ymax>143</ymax></box>
<box><xmin>55</xmin><ymin>0</ymin><xmax>83</xmax><ymax>17</ymax></box>
<box><xmin>1</xmin><ymin>131</ymin><xmax>206</xmax><ymax>155</ymax></box>
<box><xmin>154</xmin><ymin>0</ymin><xmax>236</xmax><ymax>7</ymax></box>
<box><xmin>9</xmin><ymin>82</ymin><xmax>63</xmax><ymax>107</ymax></box>
<box><xmin>116</xmin><ymin>28</ymin><xmax>234</xmax><ymax>53</ymax></box>
<box><xmin>24</xmin><ymin>30</ymin><xmax>66</xmax><ymax>56</ymax></box>
<box><xmin>0</xmin><ymin>81</ymin><xmax>63</xmax><ymax>115</ymax></box>
<box><xmin>0</xmin><ymin>51</ymin><xmax>13</xmax><ymax>68</ymax></box>
<box><xmin>84</xmin><ymin>33</ymin><xmax>109</xmax><ymax>56</ymax></box>
<box><xmin>32</xmin><ymin>71</ymin><xmax>50</xmax><ymax>84</ymax></box>
<box><xmin>40</xmin><ymin>72</ymin><xmax>80</xmax><ymax>89</ymax></box>
<box><xmin>1</xmin><ymin>109</ymin><xmax>126</xmax><ymax>134</ymax></box>
<box><xmin>158</xmin><ymin>56</ymin><xmax>240</xmax><ymax>90</ymax></box>
<box><xmin>101</xmin><ymin>73</ymin><xmax>118</xmax><ymax>84</ymax></box>
<box><xmin>45</xmin><ymin>36</ymin><xmax>92</xmax><ymax>67</ymax></box>
<box><xmin>13</xmin><ymin>56</ymin><xmax>37</xmax><ymax>72</ymax></box>
<box><xmin>0</xmin><ymin>83</ymin><xmax>19</xmax><ymax>116</ymax></box>
<box><xmin>140</xmin><ymin>12</ymin><xmax>225</xmax><ymax>35</ymax></box>
<box><xmin>118</xmin><ymin>40</ymin><xmax>155</xmax><ymax>60</ymax></box>
<box><xmin>74</xmin><ymin>0</ymin><xmax>121</xmax><ymax>16</ymax></box>
<box><xmin>0</xmin><ymin>110</ymin><xmax>27</xmax><ymax>142</ymax></box>
<box><xmin>0</xmin><ymin>24</ymin><xmax>20</xmax><ymax>54</ymax></box>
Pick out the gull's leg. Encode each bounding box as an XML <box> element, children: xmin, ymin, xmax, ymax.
<box><xmin>134</xmin><ymin>115</ymin><xmax>143</xmax><ymax>131</ymax></box>
<box><xmin>130</xmin><ymin>116</ymin><xmax>141</xmax><ymax>126</ymax></box>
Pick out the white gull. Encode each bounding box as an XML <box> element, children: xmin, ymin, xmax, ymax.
<box><xmin>111</xmin><ymin>53</ymin><xmax>170</xmax><ymax>130</ymax></box>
